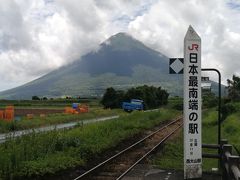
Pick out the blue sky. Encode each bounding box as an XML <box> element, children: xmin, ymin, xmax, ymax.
<box><xmin>0</xmin><ymin>0</ymin><xmax>240</xmax><ymax>91</ymax></box>
<box><xmin>228</xmin><ymin>0</ymin><xmax>240</xmax><ymax>9</ymax></box>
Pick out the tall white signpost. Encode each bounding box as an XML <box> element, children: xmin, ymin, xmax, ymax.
<box><xmin>184</xmin><ymin>26</ymin><xmax>202</xmax><ymax>179</ymax></box>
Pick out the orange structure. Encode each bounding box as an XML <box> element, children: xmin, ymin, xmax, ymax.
<box><xmin>4</xmin><ymin>111</ymin><xmax>14</xmax><ymax>121</ymax></box>
<box><xmin>0</xmin><ymin>110</ymin><xmax>4</xmax><ymax>119</ymax></box>
<box><xmin>79</xmin><ymin>105</ymin><xmax>89</xmax><ymax>113</ymax></box>
<box><xmin>64</xmin><ymin>104</ymin><xmax>89</xmax><ymax>114</ymax></box>
<box><xmin>65</xmin><ymin>107</ymin><xmax>75</xmax><ymax>114</ymax></box>
<box><xmin>0</xmin><ymin>105</ymin><xmax>15</xmax><ymax>122</ymax></box>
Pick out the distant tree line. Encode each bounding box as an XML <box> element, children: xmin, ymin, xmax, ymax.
<box><xmin>101</xmin><ymin>85</ymin><xmax>169</xmax><ymax>109</ymax></box>
<box><xmin>32</xmin><ymin>96</ymin><xmax>48</xmax><ymax>100</ymax></box>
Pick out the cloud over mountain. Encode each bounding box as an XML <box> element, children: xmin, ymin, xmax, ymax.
<box><xmin>0</xmin><ymin>33</ymin><xmax>178</xmax><ymax>99</ymax></box>
<box><xmin>0</xmin><ymin>0</ymin><xmax>240</xmax><ymax>91</ymax></box>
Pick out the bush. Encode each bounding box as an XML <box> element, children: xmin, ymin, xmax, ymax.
<box><xmin>221</xmin><ymin>103</ymin><xmax>237</xmax><ymax>121</ymax></box>
<box><xmin>202</xmin><ymin>91</ymin><xmax>218</xmax><ymax>108</ymax></box>
<box><xmin>42</xmin><ymin>97</ymin><xmax>48</xmax><ymax>100</ymax></box>
<box><xmin>32</xmin><ymin>96</ymin><xmax>40</xmax><ymax>100</ymax></box>
<box><xmin>100</xmin><ymin>88</ymin><xmax>124</xmax><ymax>109</ymax></box>
<box><xmin>173</xmin><ymin>103</ymin><xmax>183</xmax><ymax>110</ymax></box>
<box><xmin>167</xmin><ymin>97</ymin><xmax>183</xmax><ymax>110</ymax></box>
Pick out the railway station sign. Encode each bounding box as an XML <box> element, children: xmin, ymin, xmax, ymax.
<box><xmin>169</xmin><ymin>58</ymin><xmax>184</xmax><ymax>74</ymax></box>
<box><xmin>184</xmin><ymin>26</ymin><xmax>202</xmax><ymax>179</ymax></box>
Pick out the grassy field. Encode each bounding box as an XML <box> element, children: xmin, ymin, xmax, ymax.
<box><xmin>0</xmin><ymin>98</ymin><xmax>126</xmax><ymax>133</ymax></box>
<box><xmin>0</xmin><ymin>108</ymin><xmax>180</xmax><ymax>179</ymax></box>
<box><xmin>153</xmin><ymin>107</ymin><xmax>240</xmax><ymax>172</ymax></box>
<box><xmin>0</xmin><ymin>108</ymin><xmax>122</xmax><ymax>133</ymax></box>
<box><xmin>222</xmin><ymin>112</ymin><xmax>240</xmax><ymax>151</ymax></box>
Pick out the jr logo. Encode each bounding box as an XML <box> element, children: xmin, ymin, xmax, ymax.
<box><xmin>188</xmin><ymin>44</ymin><xmax>198</xmax><ymax>51</ymax></box>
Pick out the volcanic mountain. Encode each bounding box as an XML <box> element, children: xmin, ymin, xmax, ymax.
<box><xmin>0</xmin><ymin>33</ymin><xmax>183</xmax><ymax>99</ymax></box>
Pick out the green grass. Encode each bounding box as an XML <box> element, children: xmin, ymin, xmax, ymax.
<box><xmin>153</xmin><ymin>109</ymin><xmax>217</xmax><ymax>171</ymax></box>
<box><xmin>0</xmin><ymin>108</ymin><xmax>180</xmax><ymax>179</ymax></box>
<box><xmin>0</xmin><ymin>108</ymin><xmax>122</xmax><ymax>133</ymax></box>
<box><xmin>222</xmin><ymin>112</ymin><xmax>240</xmax><ymax>151</ymax></box>
<box><xmin>153</xmin><ymin>107</ymin><xmax>240</xmax><ymax>172</ymax></box>
<box><xmin>153</xmin><ymin>131</ymin><xmax>183</xmax><ymax>169</ymax></box>
<box><xmin>166</xmin><ymin>97</ymin><xmax>183</xmax><ymax>110</ymax></box>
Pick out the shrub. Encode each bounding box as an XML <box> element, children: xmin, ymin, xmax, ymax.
<box><xmin>167</xmin><ymin>97</ymin><xmax>183</xmax><ymax>111</ymax></box>
<box><xmin>32</xmin><ymin>96</ymin><xmax>40</xmax><ymax>100</ymax></box>
<box><xmin>202</xmin><ymin>91</ymin><xmax>218</xmax><ymax>108</ymax></box>
<box><xmin>221</xmin><ymin>103</ymin><xmax>237</xmax><ymax>121</ymax></box>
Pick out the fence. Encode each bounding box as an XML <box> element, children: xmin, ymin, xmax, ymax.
<box><xmin>222</xmin><ymin>142</ymin><xmax>240</xmax><ymax>180</ymax></box>
<box><xmin>202</xmin><ymin>139</ymin><xmax>240</xmax><ymax>180</ymax></box>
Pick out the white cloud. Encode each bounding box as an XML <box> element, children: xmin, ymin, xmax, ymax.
<box><xmin>128</xmin><ymin>0</ymin><xmax>240</xmax><ymax>84</ymax></box>
<box><xmin>0</xmin><ymin>0</ymin><xmax>109</xmax><ymax>90</ymax></box>
<box><xmin>0</xmin><ymin>0</ymin><xmax>240</xmax><ymax>91</ymax></box>
<box><xmin>0</xmin><ymin>0</ymin><xmax>31</xmax><ymax>51</ymax></box>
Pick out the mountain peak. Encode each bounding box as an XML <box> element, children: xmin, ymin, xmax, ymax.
<box><xmin>108</xmin><ymin>32</ymin><xmax>133</xmax><ymax>40</ymax></box>
<box><xmin>102</xmin><ymin>32</ymin><xmax>147</xmax><ymax>52</ymax></box>
<box><xmin>105</xmin><ymin>32</ymin><xmax>135</xmax><ymax>43</ymax></box>
<box><xmin>77</xmin><ymin>31</ymin><xmax>168</xmax><ymax>77</ymax></box>
<box><xmin>112</xmin><ymin>32</ymin><xmax>130</xmax><ymax>38</ymax></box>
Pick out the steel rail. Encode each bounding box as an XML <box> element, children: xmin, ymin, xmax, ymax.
<box><xmin>73</xmin><ymin>117</ymin><xmax>182</xmax><ymax>180</ymax></box>
<box><xmin>117</xmin><ymin>122</ymin><xmax>183</xmax><ymax>180</ymax></box>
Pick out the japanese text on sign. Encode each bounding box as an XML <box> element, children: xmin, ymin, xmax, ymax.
<box><xmin>184</xmin><ymin>26</ymin><xmax>202</xmax><ymax>179</ymax></box>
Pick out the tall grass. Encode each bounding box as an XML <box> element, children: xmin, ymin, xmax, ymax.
<box><xmin>0</xmin><ymin>108</ymin><xmax>180</xmax><ymax>179</ymax></box>
<box><xmin>153</xmin><ymin>108</ymin><xmax>240</xmax><ymax>171</ymax></box>
<box><xmin>222</xmin><ymin>112</ymin><xmax>240</xmax><ymax>151</ymax></box>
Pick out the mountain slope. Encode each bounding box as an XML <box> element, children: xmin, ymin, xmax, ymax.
<box><xmin>78</xmin><ymin>33</ymin><xmax>168</xmax><ymax>76</ymax></box>
<box><xmin>0</xmin><ymin>32</ymin><xmax>181</xmax><ymax>99</ymax></box>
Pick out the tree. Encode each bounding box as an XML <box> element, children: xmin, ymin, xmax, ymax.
<box><xmin>32</xmin><ymin>96</ymin><xmax>40</xmax><ymax>100</ymax></box>
<box><xmin>126</xmin><ymin>85</ymin><xmax>169</xmax><ymax>109</ymax></box>
<box><xmin>202</xmin><ymin>91</ymin><xmax>217</xmax><ymax>108</ymax></box>
<box><xmin>101</xmin><ymin>87</ymin><xmax>124</xmax><ymax>109</ymax></box>
<box><xmin>42</xmin><ymin>97</ymin><xmax>48</xmax><ymax>100</ymax></box>
<box><xmin>156</xmin><ymin>87</ymin><xmax>169</xmax><ymax>106</ymax></box>
<box><xmin>101</xmin><ymin>85</ymin><xmax>169</xmax><ymax>109</ymax></box>
<box><xmin>227</xmin><ymin>75</ymin><xmax>240</xmax><ymax>101</ymax></box>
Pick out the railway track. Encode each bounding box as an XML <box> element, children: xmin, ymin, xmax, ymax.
<box><xmin>73</xmin><ymin>117</ymin><xmax>183</xmax><ymax>180</ymax></box>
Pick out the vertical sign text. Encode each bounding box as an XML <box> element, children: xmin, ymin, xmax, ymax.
<box><xmin>184</xmin><ymin>26</ymin><xmax>202</xmax><ymax>179</ymax></box>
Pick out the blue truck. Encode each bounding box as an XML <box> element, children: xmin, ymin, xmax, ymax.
<box><xmin>122</xmin><ymin>99</ymin><xmax>144</xmax><ymax>112</ymax></box>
